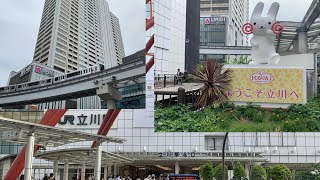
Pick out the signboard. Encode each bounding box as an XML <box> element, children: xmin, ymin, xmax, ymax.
<box><xmin>158</xmin><ymin>152</ymin><xmax>196</xmax><ymax>158</ymax></box>
<box><xmin>225</xmin><ymin>66</ymin><xmax>306</xmax><ymax>105</ymax></box>
<box><xmin>0</xmin><ymin>130</ymin><xmax>23</xmax><ymax>140</ymax></box>
<box><xmin>56</xmin><ymin>110</ymin><xmax>118</xmax><ymax>129</ymax></box>
<box><xmin>203</xmin><ymin>16</ymin><xmax>226</xmax><ymax>25</ymax></box>
<box><xmin>211</xmin><ymin>16</ymin><xmax>226</xmax><ymax>24</ymax></box>
<box><xmin>20</xmin><ymin>65</ymin><xmax>31</xmax><ymax>77</ymax></box>
<box><xmin>35</xmin><ymin>65</ymin><xmax>55</xmax><ymax>77</ymax></box>
<box><xmin>204</xmin><ymin>17</ymin><xmax>211</xmax><ymax>25</ymax></box>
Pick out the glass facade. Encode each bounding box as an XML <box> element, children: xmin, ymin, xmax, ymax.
<box><xmin>199</xmin><ymin>17</ymin><xmax>227</xmax><ymax>63</ymax></box>
<box><xmin>200</xmin><ymin>17</ymin><xmax>226</xmax><ymax>47</ymax></box>
<box><xmin>0</xmin><ymin>110</ymin><xmax>44</xmax><ymax>156</ymax></box>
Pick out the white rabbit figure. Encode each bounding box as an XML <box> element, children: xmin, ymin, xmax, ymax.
<box><xmin>250</xmin><ymin>2</ymin><xmax>280</xmax><ymax>64</ymax></box>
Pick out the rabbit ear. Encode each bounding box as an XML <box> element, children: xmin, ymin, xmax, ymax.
<box><xmin>267</xmin><ymin>2</ymin><xmax>280</xmax><ymax>20</ymax></box>
<box><xmin>251</xmin><ymin>2</ymin><xmax>264</xmax><ymax>18</ymax></box>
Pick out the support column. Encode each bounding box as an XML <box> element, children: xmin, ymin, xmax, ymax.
<box><xmin>104</xmin><ymin>166</ymin><xmax>108</xmax><ymax>180</ymax></box>
<box><xmin>64</xmin><ymin>161</ymin><xmax>69</xmax><ymax>180</ymax></box>
<box><xmin>297</xmin><ymin>27</ymin><xmax>308</xmax><ymax>54</ymax></box>
<box><xmin>24</xmin><ymin>133</ymin><xmax>35</xmax><ymax>180</ymax></box>
<box><xmin>107</xmin><ymin>100</ymin><xmax>116</xmax><ymax>109</ymax></box>
<box><xmin>175</xmin><ymin>162</ymin><xmax>180</xmax><ymax>174</ymax></box>
<box><xmin>108</xmin><ymin>165</ymin><xmax>112</xmax><ymax>176</ymax></box>
<box><xmin>114</xmin><ymin>165</ymin><xmax>118</xmax><ymax>176</ymax></box>
<box><xmin>95</xmin><ymin>142</ymin><xmax>102</xmax><ymax>180</ymax></box>
<box><xmin>245</xmin><ymin>164</ymin><xmax>250</xmax><ymax>180</ymax></box>
<box><xmin>81</xmin><ymin>163</ymin><xmax>86</xmax><ymax>180</ymax></box>
<box><xmin>53</xmin><ymin>160</ymin><xmax>59</xmax><ymax>180</ymax></box>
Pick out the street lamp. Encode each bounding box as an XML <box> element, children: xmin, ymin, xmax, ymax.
<box><xmin>222</xmin><ymin>132</ymin><xmax>228</xmax><ymax>180</ymax></box>
<box><xmin>185</xmin><ymin>39</ymin><xmax>190</xmax><ymax>72</ymax></box>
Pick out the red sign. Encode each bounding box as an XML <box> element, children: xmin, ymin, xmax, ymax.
<box><xmin>204</xmin><ymin>17</ymin><xmax>211</xmax><ymax>25</ymax></box>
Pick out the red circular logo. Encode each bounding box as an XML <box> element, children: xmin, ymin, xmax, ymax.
<box><xmin>272</xmin><ymin>21</ymin><xmax>283</xmax><ymax>35</ymax></box>
<box><xmin>242</xmin><ymin>23</ymin><xmax>253</xmax><ymax>34</ymax></box>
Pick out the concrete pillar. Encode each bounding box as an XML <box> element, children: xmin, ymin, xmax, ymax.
<box><xmin>297</xmin><ymin>27</ymin><xmax>308</xmax><ymax>54</ymax></box>
<box><xmin>95</xmin><ymin>143</ymin><xmax>102</xmax><ymax>180</ymax></box>
<box><xmin>175</xmin><ymin>162</ymin><xmax>180</xmax><ymax>174</ymax></box>
<box><xmin>24</xmin><ymin>133</ymin><xmax>35</xmax><ymax>180</ymax></box>
<box><xmin>108</xmin><ymin>165</ymin><xmax>112</xmax><ymax>176</ymax></box>
<box><xmin>245</xmin><ymin>164</ymin><xmax>251</xmax><ymax>180</ymax></box>
<box><xmin>64</xmin><ymin>161</ymin><xmax>69</xmax><ymax>180</ymax></box>
<box><xmin>114</xmin><ymin>165</ymin><xmax>118</xmax><ymax>176</ymax></box>
<box><xmin>293</xmin><ymin>39</ymin><xmax>299</xmax><ymax>52</ymax></box>
<box><xmin>107</xmin><ymin>100</ymin><xmax>116</xmax><ymax>109</ymax></box>
<box><xmin>104</xmin><ymin>166</ymin><xmax>108</xmax><ymax>180</ymax></box>
<box><xmin>53</xmin><ymin>160</ymin><xmax>59</xmax><ymax>180</ymax></box>
<box><xmin>177</xmin><ymin>87</ymin><xmax>185</xmax><ymax>104</ymax></box>
<box><xmin>81</xmin><ymin>163</ymin><xmax>86</xmax><ymax>180</ymax></box>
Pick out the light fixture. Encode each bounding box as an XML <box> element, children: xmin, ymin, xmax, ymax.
<box><xmin>169</xmin><ymin>146</ymin><xmax>172</xmax><ymax>152</ymax></box>
<box><xmin>246</xmin><ymin>147</ymin><xmax>251</xmax><ymax>152</ymax></box>
<box><xmin>143</xmin><ymin>146</ymin><xmax>147</xmax><ymax>152</ymax></box>
<box><xmin>291</xmin><ymin>147</ymin><xmax>297</xmax><ymax>153</ymax></box>
<box><xmin>264</xmin><ymin>147</ymin><xmax>269</xmax><ymax>153</ymax></box>
<box><xmin>118</xmin><ymin>146</ymin><xmax>121</xmax><ymax>152</ymax></box>
<box><xmin>194</xmin><ymin>147</ymin><xmax>198</xmax><ymax>152</ymax></box>
<box><xmin>273</xmin><ymin>146</ymin><xmax>278</xmax><ymax>153</ymax></box>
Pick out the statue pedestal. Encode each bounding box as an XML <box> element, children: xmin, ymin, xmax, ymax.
<box><xmin>224</xmin><ymin>64</ymin><xmax>307</xmax><ymax>108</ymax></box>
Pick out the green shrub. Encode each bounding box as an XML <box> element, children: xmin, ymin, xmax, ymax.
<box><xmin>267</xmin><ymin>165</ymin><xmax>292</xmax><ymax>180</ymax></box>
<box><xmin>214</xmin><ymin>164</ymin><xmax>228</xmax><ymax>180</ymax></box>
<box><xmin>233</xmin><ymin>161</ymin><xmax>246</xmax><ymax>179</ymax></box>
<box><xmin>199</xmin><ymin>162</ymin><xmax>215</xmax><ymax>180</ymax></box>
<box><xmin>250</xmin><ymin>165</ymin><xmax>267</xmax><ymax>180</ymax></box>
<box><xmin>154</xmin><ymin>98</ymin><xmax>320</xmax><ymax>132</ymax></box>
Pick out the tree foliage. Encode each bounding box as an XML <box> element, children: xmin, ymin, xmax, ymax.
<box><xmin>233</xmin><ymin>161</ymin><xmax>246</xmax><ymax>179</ymax></box>
<box><xmin>296</xmin><ymin>163</ymin><xmax>320</xmax><ymax>180</ymax></box>
<box><xmin>199</xmin><ymin>162</ymin><xmax>215</xmax><ymax>180</ymax></box>
<box><xmin>214</xmin><ymin>164</ymin><xmax>228</xmax><ymax>180</ymax></box>
<box><xmin>250</xmin><ymin>165</ymin><xmax>267</xmax><ymax>180</ymax></box>
<box><xmin>193</xmin><ymin>59</ymin><xmax>233</xmax><ymax>107</ymax></box>
<box><xmin>267</xmin><ymin>165</ymin><xmax>292</xmax><ymax>180</ymax></box>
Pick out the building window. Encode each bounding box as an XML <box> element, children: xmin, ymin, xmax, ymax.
<box><xmin>205</xmin><ymin>136</ymin><xmax>228</xmax><ymax>151</ymax></box>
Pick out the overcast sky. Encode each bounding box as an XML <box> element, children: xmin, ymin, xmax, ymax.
<box><xmin>0</xmin><ymin>0</ymin><xmax>144</xmax><ymax>86</ymax></box>
<box><xmin>249</xmin><ymin>0</ymin><xmax>312</xmax><ymax>22</ymax></box>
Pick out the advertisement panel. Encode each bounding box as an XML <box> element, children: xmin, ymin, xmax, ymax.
<box><xmin>225</xmin><ymin>66</ymin><xmax>306</xmax><ymax>105</ymax></box>
<box><xmin>203</xmin><ymin>16</ymin><xmax>226</xmax><ymax>25</ymax></box>
<box><xmin>35</xmin><ymin>65</ymin><xmax>55</xmax><ymax>77</ymax></box>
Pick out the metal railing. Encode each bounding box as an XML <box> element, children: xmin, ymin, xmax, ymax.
<box><xmin>154</xmin><ymin>74</ymin><xmax>183</xmax><ymax>88</ymax></box>
<box><xmin>155</xmin><ymin>87</ymin><xmax>201</xmax><ymax>106</ymax></box>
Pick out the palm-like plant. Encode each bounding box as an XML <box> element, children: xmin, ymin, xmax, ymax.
<box><xmin>193</xmin><ymin>59</ymin><xmax>233</xmax><ymax>107</ymax></box>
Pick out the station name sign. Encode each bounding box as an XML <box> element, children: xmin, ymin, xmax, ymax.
<box><xmin>159</xmin><ymin>152</ymin><xmax>196</xmax><ymax>158</ymax></box>
<box><xmin>58</xmin><ymin>113</ymin><xmax>105</xmax><ymax>126</ymax></box>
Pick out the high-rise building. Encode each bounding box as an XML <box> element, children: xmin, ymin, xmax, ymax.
<box><xmin>30</xmin><ymin>0</ymin><xmax>125</xmax><ymax>109</ymax></box>
<box><xmin>150</xmin><ymin>0</ymin><xmax>187</xmax><ymax>75</ymax></box>
<box><xmin>110</xmin><ymin>12</ymin><xmax>125</xmax><ymax>65</ymax></box>
<box><xmin>32</xmin><ymin>0</ymin><xmax>121</xmax><ymax>73</ymax></box>
<box><xmin>199</xmin><ymin>0</ymin><xmax>249</xmax><ymax>62</ymax></box>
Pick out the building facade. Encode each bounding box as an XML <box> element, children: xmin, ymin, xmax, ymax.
<box><xmin>199</xmin><ymin>0</ymin><xmax>249</xmax><ymax>63</ymax></box>
<box><xmin>0</xmin><ymin>109</ymin><xmax>319</xmax><ymax>179</ymax></box>
<box><xmin>151</xmin><ymin>0</ymin><xmax>187</xmax><ymax>75</ymax></box>
<box><xmin>5</xmin><ymin>63</ymin><xmax>66</xmax><ymax>109</ymax></box>
<box><xmin>32</xmin><ymin>0</ymin><xmax>121</xmax><ymax>73</ymax></box>
<box><xmin>110</xmin><ymin>12</ymin><xmax>125</xmax><ymax>65</ymax></box>
<box><xmin>27</xmin><ymin>0</ymin><xmax>126</xmax><ymax>109</ymax></box>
